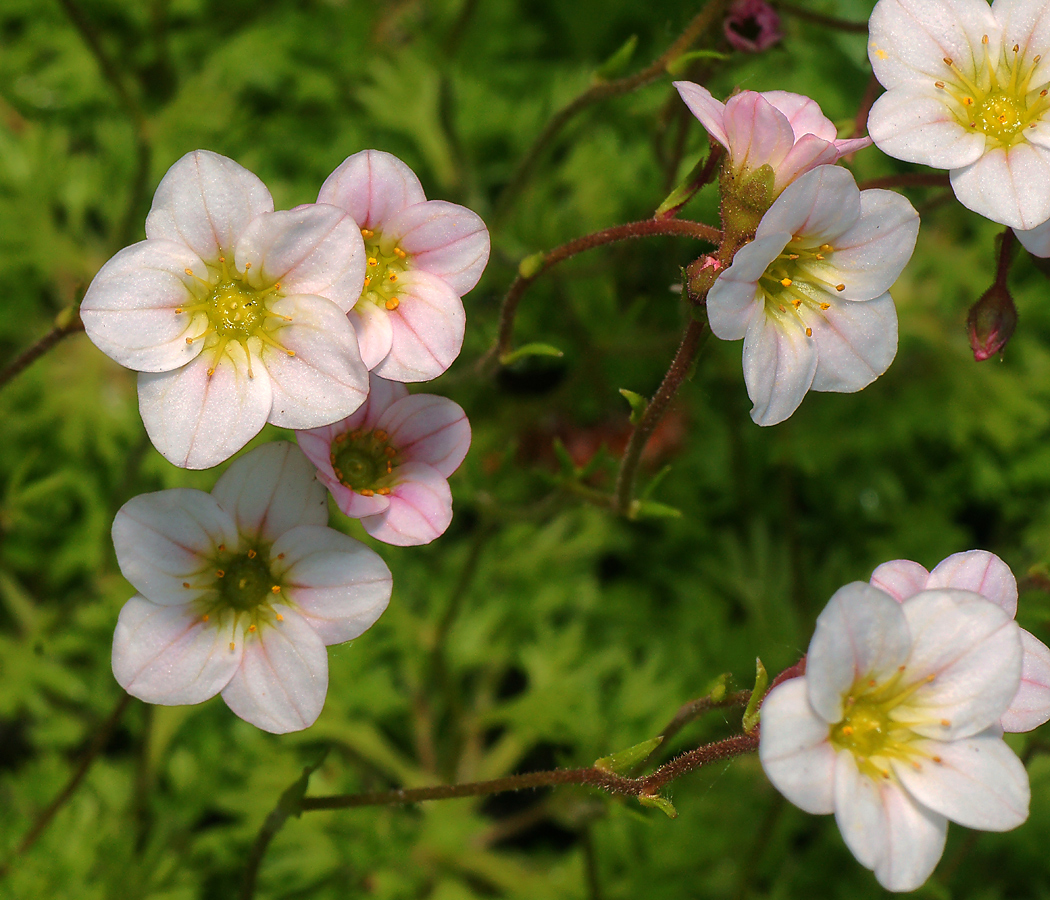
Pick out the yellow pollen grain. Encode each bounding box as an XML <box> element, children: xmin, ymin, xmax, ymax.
<box><xmin>1014</xmin><ymin>43</ymin><xmax>1020</xmax><ymax>53</ymax></box>
<box><xmin>277</xmin><ymin>553</ymin><xmax>285</xmax><ymax>559</ymax></box>
<box><xmin>982</xmin><ymin>34</ymin><xmax>989</xmax><ymax>44</ymax></box>
<box><xmin>386</xmin><ymin>461</ymin><xmax>393</xmax><ymax>473</ymax></box>
<box><xmin>183</xmin><ymin>582</ymin><xmax>190</xmax><ymax>588</ymax></box>
<box><xmin>935</xmin><ymin>81</ymin><xmax>945</xmax><ymax>89</ymax></box>
<box><xmin>378</xmin><ymin>487</ymin><xmax>391</xmax><ymax>495</ymax></box>
<box><xmin>868</xmin><ymin>679</ymin><xmax>877</xmax><ymax>687</ymax></box>
<box><xmin>247</xmin><ymin>548</ymin><xmax>256</xmax><ymax>558</ymax></box>
<box><xmin>368</xmin><ymin>256</ymin><xmax>378</xmax><ymax>267</ymax></box>
<box><xmin>788</xmin><ymin>254</ymin><xmax>799</xmax><ymax>260</ymax></box>
<box><xmin>376</xmin><ymin>430</ymin><xmax>388</xmax><ymax>441</ymax></box>
<box><xmin>941</xmin><ymin>719</ymin><xmax>951</xmax><ymax>727</ymax></box>
<box><xmin>202</xmin><ymin>614</ymin><xmax>209</xmax><ymax>622</ymax></box>
<box><xmin>912</xmin><ymin>761</ymin><xmax>922</xmax><ymax>770</ymax></box>
<box><xmin>216</xmin><ymin>569</ymin><xmax>225</xmax><ymax>578</ymax></box>
<box><xmin>363</xmin><ymin>276</ymin><xmax>372</xmax><ymax>287</ymax></box>
<box><xmin>271</xmin><ymin>585</ymin><xmax>281</xmax><ymax>593</ymax></box>
<box><xmin>792</xmin><ymin>299</ymin><xmax>802</xmax><ymax>308</ymax></box>
<box><xmin>385</xmin><ymin>297</ymin><xmax>399</xmax><ymax>310</ymax></box>
<box><xmin>276</xmin><ymin>612</ymin><xmax>284</xmax><ymax>621</ymax></box>
<box><xmin>944</xmin><ymin>57</ymin><xmax>953</xmax><ymax>66</ymax></box>
<box><xmin>360</xmin><ymin>488</ymin><xmax>375</xmax><ymax>497</ymax></box>
<box><xmin>820</xmin><ymin>302</ymin><xmax>830</xmax><ymax>310</ymax></box>
<box><xmin>805</xmin><ymin>327</ymin><xmax>812</xmax><ymax>337</ymax></box>
<box><xmin>841</xmin><ymin>725</ymin><xmax>854</xmax><ymax>736</ymax></box>
<box><xmin>248</xmin><ymin>624</ymin><xmax>256</xmax><ymax>632</ymax></box>
<box><xmin>964</xmin><ymin>96</ymin><xmax>974</xmax><ymax>106</ymax></box>
<box><xmin>389</xmin><ymin>272</ymin><xmax>398</xmax><ymax>282</ymax></box>
<box><xmin>229</xmin><ymin>642</ymin><xmax>235</xmax><ymax>652</ymax></box>
<box><xmin>385</xmin><ymin>447</ymin><xmax>396</xmax><ymax>457</ymax></box>
<box><xmin>836</xmin><ymin>284</ymin><xmax>846</xmax><ymax>292</ymax></box>
<box><xmin>780</xmin><ymin>277</ymin><xmax>793</xmax><ymax>287</ymax></box>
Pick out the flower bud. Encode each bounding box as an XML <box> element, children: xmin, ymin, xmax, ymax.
<box><xmin>967</xmin><ymin>283</ymin><xmax>1018</xmax><ymax>361</ymax></box>
<box><xmin>724</xmin><ymin>0</ymin><xmax>783</xmax><ymax>54</ymax></box>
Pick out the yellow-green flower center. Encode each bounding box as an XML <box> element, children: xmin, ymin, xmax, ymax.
<box><xmin>189</xmin><ymin>543</ymin><xmax>287</xmax><ymax>642</ymax></box>
<box><xmin>360</xmin><ymin>228</ymin><xmax>410</xmax><ymax>312</ymax></box>
<box><xmin>330</xmin><ymin>428</ymin><xmax>399</xmax><ymax>496</ymax></box>
<box><xmin>757</xmin><ymin>240</ymin><xmax>844</xmax><ymax>336</ymax></box>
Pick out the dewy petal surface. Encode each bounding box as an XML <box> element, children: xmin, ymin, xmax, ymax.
<box><xmin>808</xmin><ymin>293</ymin><xmax>898</xmax><ymax>394</ymax></box>
<box><xmin>951</xmin><ymin>142</ymin><xmax>1050</xmax><ymax>229</ymax></box>
<box><xmin>758</xmin><ymin>678</ymin><xmax>837</xmax><ymax>814</ymax></box>
<box><xmin>317</xmin><ymin>149</ymin><xmax>427</xmax><ymax>230</ymax></box>
<box><xmin>137</xmin><ymin>343</ymin><xmax>272</xmax><ymax>470</ymax></box>
<box><xmin>145</xmin><ymin>149</ymin><xmax>273</xmax><ymax>264</ymax></box>
<box><xmin>870</xmin><ymin>559</ymin><xmax>931</xmax><ymax>602</ymax></box>
<box><xmin>378</xmin><ymin>394</ymin><xmax>471</xmax><ymax>477</ymax></box>
<box><xmin>112</xmin><ymin>595</ymin><xmax>241</xmax><ymax>705</ymax></box>
<box><xmin>741</xmin><ymin>312</ymin><xmax>818</xmax><ymax>426</ymax></box>
<box><xmin>926</xmin><ymin>550</ymin><xmax>1018</xmax><ymax>616</ymax></box>
<box><xmin>386</xmin><ymin>199</ymin><xmax>490</xmax><ymax>295</ymax></box>
<box><xmin>113</xmin><ymin>489</ymin><xmax>238</xmax><ymax>605</ymax></box>
<box><xmin>212</xmin><ymin>440</ymin><xmax>328</xmax><ymax>543</ymax></box>
<box><xmin>362</xmin><ymin>462</ymin><xmax>454</xmax><ymax>546</ymax></box>
<box><xmin>274</xmin><ymin>525</ymin><xmax>392</xmax><ymax>645</ymax></box>
<box><xmin>220</xmin><ymin>604</ymin><xmax>328</xmax><ymax>734</ymax></box>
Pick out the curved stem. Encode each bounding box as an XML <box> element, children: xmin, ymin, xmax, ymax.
<box><xmin>613</xmin><ymin>317</ymin><xmax>709</xmax><ymax>515</ymax></box>
<box><xmin>480</xmin><ymin>217</ymin><xmax>719</xmax><ymax>371</ymax></box>
<box><xmin>0</xmin><ymin>312</ymin><xmax>85</xmax><ymax>394</ymax></box>
<box><xmin>494</xmin><ymin>0</ymin><xmax>727</xmax><ymax>218</ymax></box>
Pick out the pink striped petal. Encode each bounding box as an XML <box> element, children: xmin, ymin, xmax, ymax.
<box><xmin>317</xmin><ymin>149</ymin><xmax>426</xmax><ymax>230</ymax></box>
<box><xmin>361</xmin><ymin>462</ymin><xmax>453</xmax><ymax>546</ymax></box>
<box><xmin>387</xmin><ymin>200</ymin><xmax>490</xmax><ymax>295</ymax></box>
<box><xmin>926</xmin><ymin>550</ymin><xmax>1018</xmax><ymax>616</ymax></box>
<box><xmin>349</xmin><ymin>300</ymin><xmax>395</xmax><ymax>370</ymax></box>
<box><xmin>378</xmin><ymin>394</ymin><xmax>471</xmax><ymax>477</ymax></box>
<box><xmin>870</xmin><ymin>559</ymin><xmax>930</xmax><ymax>602</ymax></box>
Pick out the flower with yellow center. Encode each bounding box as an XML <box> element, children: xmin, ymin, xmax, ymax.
<box><xmin>760</xmin><ymin>582</ymin><xmax>1029</xmax><ymax>892</ymax></box>
<box><xmin>868</xmin><ymin>0</ymin><xmax>1050</xmax><ymax>229</ymax></box>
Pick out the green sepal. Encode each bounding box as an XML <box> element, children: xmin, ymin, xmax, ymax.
<box><xmin>654</xmin><ymin>153</ymin><xmax>713</xmax><ymax>218</ymax></box>
<box><xmin>499</xmin><ymin>342</ymin><xmax>565</xmax><ymax>366</ymax></box>
<box><xmin>551</xmin><ymin>437</ymin><xmax>577</xmax><ymax>475</ymax></box>
<box><xmin>638</xmin><ymin>793</ymin><xmax>678</xmax><ymax>818</ymax></box>
<box><xmin>742</xmin><ymin>658</ymin><xmax>769</xmax><ymax>735</ymax></box>
<box><xmin>518</xmin><ymin>251</ymin><xmax>547</xmax><ymax>279</ymax></box>
<box><xmin>665</xmin><ymin>49</ymin><xmax>729</xmax><ymax>77</ymax></box>
<box><xmin>619</xmin><ymin>388</ymin><xmax>648</xmax><ymax>425</ymax></box>
<box><xmin>704</xmin><ymin>672</ymin><xmax>730</xmax><ymax>703</ymax></box>
<box><xmin>630</xmin><ymin>499</ymin><xmax>683</xmax><ymax>520</ymax></box>
<box><xmin>595</xmin><ymin>736</ymin><xmax>664</xmax><ymax>775</ymax></box>
<box><xmin>593</xmin><ymin>35</ymin><xmax>638</xmax><ymax>80</ymax></box>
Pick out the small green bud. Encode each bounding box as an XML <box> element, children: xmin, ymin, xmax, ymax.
<box><xmin>742</xmin><ymin>658</ymin><xmax>769</xmax><ymax>735</ymax></box>
<box><xmin>595</xmin><ymin>736</ymin><xmax>664</xmax><ymax>775</ymax></box>
<box><xmin>638</xmin><ymin>793</ymin><xmax>678</xmax><ymax>818</ymax></box>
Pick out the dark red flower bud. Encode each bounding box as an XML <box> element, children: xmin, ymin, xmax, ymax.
<box><xmin>724</xmin><ymin>0</ymin><xmax>783</xmax><ymax>53</ymax></box>
<box><xmin>967</xmin><ymin>283</ymin><xmax>1017</xmax><ymax>361</ymax></box>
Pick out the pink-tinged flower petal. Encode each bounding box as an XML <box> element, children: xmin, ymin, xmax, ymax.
<box><xmin>137</xmin><ymin>343</ymin><xmax>272</xmax><ymax>470</ymax></box>
<box><xmin>81</xmin><ymin>240</ymin><xmax>210</xmax><ymax>372</ymax></box>
<box><xmin>773</xmin><ymin>134</ymin><xmax>846</xmax><ymax>194</ymax></box>
<box><xmin>898</xmin><ymin>590</ymin><xmax>1022</xmax><ymax>740</ymax></box>
<box><xmin>867</xmin><ymin>89</ymin><xmax>987</xmax><ymax>169</ymax></box>
<box><xmin>113</xmin><ymin>489</ymin><xmax>237</xmax><ymax>605</ymax></box>
<box><xmin>673</xmin><ymin>81</ymin><xmax>729</xmax><ymax>148</ymax></box>
<box><xmin>377</xmin><ymin>394</ymin><xmax>471</xmax><ymax>478</ymax></box>
<box><xmin>349</xmin><ymin>301</ymin><xmax>395</xmax><ymax>370</ymax></box>
<box><xmin>758</xmin><ymin>678</ymin><xmax>837</xmax><ymax>814</ymax></box>
<box><xmin>951</xmin><ymin>142</ymin><xmax>1050</xmax><ymax>229</ymax></box>
<box><xmin>261</xmin><ymin>293</ymin><xmax>369</xmax><ymax>430</ymax></box>
<box><xmin>707</xmin><ymin>233</ymin><xmax>786</xmax><ymax>340</ymax></box>
<box><xmin>212</xmin><ymin>440</ymin><xmax>328</xmax><ymax>543</ymax></box>
<box><xmin>756</xmin><ymin>166</ymin><xmax>862</xmax><ymax>248</ymax></box>
<box><xmin>317</xmin><ymin>149</ymin><xmax>427</xmax><ymax>230</ymax></box>
<box><xmin>386</xmin><ymin>200</ymin><xmax>490</xmax><ymax>295</ymax></box>
<box><xmin>373</xmin><ymin>270</ymin><xmax>465</xmax><ymax>382</ymax></box>
<box><xmin>1016</xmin><ymin>215</ymin><xmax>1050</xmax><ymax>256</ymax></box>
<box><xmin>926</xmin><ymin>550</ymin><xmax>1018</xmax><ymax>616</ymax></box>
<box><xmin>1001</xmin><ymin>629</ymin><xmax>1050</xmax><ymax>732</ymax></box>
<box><xmin>360</xmin><ymin>372</ymin><xmax>411</xmax><ymax>420</ymax></box>
<box><xmin>236</xmin><ymin>205</ymin><xmax>366</xmax><ymax>314</ymax></box>
<box><xmin>322</xmin><ymin>472</ymin><xmax>390</xmax><ymax>518</ymax></box>
<box><xmin>722</xmin><ymin>92</ymin><xmax>795</xmax><ymax>174</ymax></box>
<box><xmin>763</xmin><ymin>91</ymin><xmax>839</xmax><ymax>142</ymax></box>
<box><xmin>825</xmin><ymin>190</ymin><xmax>921</xmax><ymax>301</ymax></box>
<box><xmin>272</xmin><ymin>525</ymin><xmax>392</xmax><ymax>645</ymax></box>
<box><xmin>996</xmin><ymin>0</ymin><xmax>1050</xmax><ymax>66</ymax></box>
<box><xmin>741</xmin><ymin>311</ymin><xmax>818</xmax><ymax>426</ymax></box>
<box><xmin>220</xmin><ymin>604</ymin><xmax>328</xmax><ymax>734</ymax></box>
<box><xmin>893</xmin><ymin>731</ymin><xmax>1030</xmax><ymax>830</ymax></box>
<box><xmin>870</xmin><ymin>559</ymin><xmax>931</xmax><ymax>602</ymax></box>
<box><xmin>808</xmin><ymin>293</ymin><xmax>898</xmax><ymax>394</ymax></box>
<box><xmin>868</xmin><ymin>0</ymin><xmax>999</xmax><ymax>89</ymax></box>
<box><xmin>806</xmin><ymin>582</ymin><xmax>912</xmax><ymax>723</ymax></box>
<box><xmin>145</xmin><ymin>149</ymin><xmax>273</xmax><ymax>264</ymax></box>
<box><xmin>112</xmin><ymin>595</ymin><xmax>242</xmax><ymax>705</ymax></box>
<box><xmin>361</xmin><ymin>462</ymin><xmax>453</xmax><ymax>546</ymax></box>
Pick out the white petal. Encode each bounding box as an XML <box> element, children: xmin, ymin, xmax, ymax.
<box><xmin>112</xmin><ymin>489</ymin><xmax>237</xmax><ymax>605</ymax></box>
<box><xmin>145</xmin><ymin>149</ymin><xmax>273</xmax><ymax>264</ymax></box>
<box><xmin>349</xmin><ymin>300</ymin><xmax>395</xmax><ymax>370</ymax></box>
<box><xmin>235</xmin><ymin>205</ymin><xmax>366</xmax><ymax>313</ymax></box>
<box><xmin>807</xmin><ymin>582</ymin><xmax>912</xmax><ymax>723</ymax></box>
<box><xmin>763</xmin><ymin>91</ymin><xmax>838</xmax><ymax>141</ymax></box>
<box><xmin>1001</xmin><ymin>629</ymin><xmax>1050</xmax><ymax>732</ymax></box>
<box><xmin>137</xmin><ymin>344</ymin><xmax>272</xmax><ymax>470</ymax></box>
<box><xmin>757</xmin><ymin>678</ymin><xmax>836</xmax><ymax>814</ymax></box>
<box><xmin>893</xmin><ymin>732</ymin><xmax>1030</xmax><ymax>830</ymax></box>
<box><xmin>112</xmin><ymin>595</ymin><xmax>241</xmax><ymax>705</ymax></box>
<box><xmin>808</xmin><ymin>293</ymin><xmax>898</xmax><ymax>394</ymax></box>
<box><xmin>80</xmin><ymin>240</ymin><xmax>209</xmax><ymax>372</ymax></box>
<box><xmin>361</xmin><ymin>462</ymin><xmax>454</xmax><ymax>546</ymax></box>
<box><xmin>741</xmin><ymin>311</ymin><xmax>818</xmax><ymax>426</ymax></box>
<box><xmin>387</xmin><ymin>200</ymin><xmax>490</xmax><ymax>295</ymax></box>
<box><xmin>834</xmin><ymin>751</ymin><xmax>889</xmax><ymax>871</ymax></box>
<box><xmin>867</xmin><ymin>89</ymin><xmax>987</xmax><ymax>169</ymax></box>
<box><xmin>212</xmin><ymin>440</ymin><xmax>328</xmax><ymax>542</ymax></box>
<box><xmin>377</xmin><ymin>394</ymin><xmax>470</xmax><ymax>478</ymax></box>
<box><xmin>994</xmin><ymin>0</ymin><xmax>1050</xmax><ymax>66</ymax></box>
<box><xmin>260</xmin><ymin>294</ymin><xmax>368</xmax><ymax>430</ymax></box>
<box><xmin>372</xmin><ymin>270</ymin><xmax>465</xmax><ymax>382</ymax></box>
<box><xmin>707</xmin><ymin>233</ymin><xmax>786</xmax><ymax>340</ymax></box>
<box><xmin>926</xmin><ymin>550</ymin><xmax>1018</xmax><ymax>615</ymax></box>
<box><xmin>756</xmin><ymin>165</ymin><xmax>862</xmax><ymax>247</ymax></box>
<box><xmin>317</xmin><ymin>149</ymin><xmax>427</xmax><ymax>230</ymax></box>
<box><xmin>870</xmin><ymin>559</ymin><xmax>931</xmax><ymax>602</ymax></box>
<box><xmin>220</xmin><ymin>604</ymin><xmax>328</xmax><ymax>734</ymax></box>
<box><xmin>873</xmin><ymin>773</ymin><xmax>948</xmax><ymax>892</ymax></box>
<box><xmin>673</xmin><ymin>81</ymin><xmax>729</xmax><ymax>148</ymax></box>
<box><xmin>898</xmin><ymin>589</ymin><xmax>1022</xmax><ymax>739</ymax></box>
<box><xmin>273</xmin><ymin>525</ymin><xmax>392</xmax><ymax>645</ymax></box>
<box><xmin>951</xmin><ymin>142</ymin><xmax>1050</xmax><ymax>229</ymax></box>
<box><xmin>722</xmin><ymin>91</ymin><xmax>795</xmax><ymax>174</ymax></box>
<box><xmin>1016</xmin><ymin>214</ymin><xmax>1050</xmax><ymax>256</ymax></box>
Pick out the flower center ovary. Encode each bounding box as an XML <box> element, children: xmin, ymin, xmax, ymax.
<box><xmin>330</xmin><ymin>428</ymin><xmax>398</xmax><ymax>496</ymax></box>
<box><xmin>361</xmin><ymin>228</ymin><xmax>409</xmax><ymax>311</ymax></box>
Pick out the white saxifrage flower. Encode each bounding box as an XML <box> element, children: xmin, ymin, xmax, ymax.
<box><xmin>760</xmin><ymin>582</ymin><xmax>1029</xmax><ymax>892</ymax></box>
<box><xmin>110</xmin><ymin>441</ymin><xmax>392</xmax><ymax>734</ymax></box>
<box><xmin>317</xmin><ymin>149</ymin><xmax>490</xmax><ymax>382</ymax></box>
<box><xmin>297</xmin><ymin>373</ymin><xmax>470</xmax><ymax>546</ymax></box>
<box><xmin>708</xmin><ymin>164</ymin><xmax>919</xmax><ymax>425</ymax></box>
<box><xmin>674</xmin><ymin>81</ymin><xmax>871</xmax><ymax>195</ymax></box>
<box><xmin>81</xmin><ymin>150</ymin><xmax>369</xmax><ymax>469</ymax></box>
<box><xmin>872</xmin><ymin>549</ymin><xmax>1050</xmax><ymax>732</ymax></box>
<box><xmin>868</xmin><ymin>0</ymin><xmax>1050</xmax><ymax>230</ymax></box>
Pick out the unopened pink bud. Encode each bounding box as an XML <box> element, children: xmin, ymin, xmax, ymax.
<box><xmin>724</xmin><ymin>0</ymin><xmax>783</xmax><ymax>53</ymax></box>
<box><xmin>967</xmin><ymin>283</ymin><xmax>1018</xmax><ymax>361</ymax></box>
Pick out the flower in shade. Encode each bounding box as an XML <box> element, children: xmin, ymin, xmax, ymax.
<box><xmin>297</xmin><ymin>373</ymin><xmax>471</xmax><ymax>546</ymax></box>
<box><xmin>871</xmin><ymin>550</ymin><xmax>1050</xmax><ymax>733</ymax></box>
<box><xmin>674</xmin><ymin>82</ymin><xmax>871</xmax><ymax>196</ymax></box>
<box><xmin>724</xmin><ymin>0</ymin><xmax>783</xmax><ymax>53</ymax></box>
<box><xmin>317</xmin><ymin>149</ymin><xmax>490</xmax><ymax>382</ymax></box>
<box><xmin>760</xmin><ymin>581</ymin><xmax>1029</xmax><ymax>892</ymax></box>
<box><xmin>80</xmin><ymin>149</ymin><xmax>369</xmax><ymax>469</ymax></box>
<box><xmin>867</xmin><ymin>0</ymin><xmax>1050</xmax><ymax>230</ymax></box>
<box><xmin>110</xmin><ymin>442</ymin><xmax>392</xmax><ymax>734</ymax></box>
<box><xmin>707</xmin><ymin>164</ymin><xmax>919</xmax><ymax>425</ymax></box>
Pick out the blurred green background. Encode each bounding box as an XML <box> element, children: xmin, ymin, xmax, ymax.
<box><xmin>3</xmin><ymin>0</ymin><xmax>1050</xmax><ymax>897</ymax></box>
